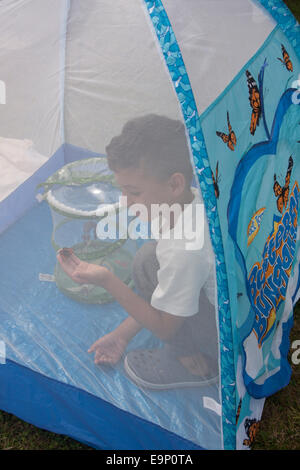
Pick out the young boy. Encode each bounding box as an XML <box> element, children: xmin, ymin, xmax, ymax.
<box><xmin>57</xmin><ymin>114</ymin><xmax>218</xmax><ymax>389</ymax></box>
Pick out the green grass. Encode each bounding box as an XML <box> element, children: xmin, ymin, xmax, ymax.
<box><xmin>0</xmin><ymin>413</ymin><xmax>89</xmax><ymax>450</ymax></box>
<box><xmin>0</xmin><ymin>0</ymin><xmax>299</xmax><ymax>452</ymax></box>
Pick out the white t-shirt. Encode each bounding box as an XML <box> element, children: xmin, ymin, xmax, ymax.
<box><xmin>150</xmin><ymin>187</ymin><xmax>215</xmax><ymax>317</ymax></box>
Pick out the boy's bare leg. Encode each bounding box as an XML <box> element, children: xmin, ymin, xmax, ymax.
<box><xmin>88</xmin><ymin>316</ymin><xmax>142</xmax><ymax>365</ymax></box>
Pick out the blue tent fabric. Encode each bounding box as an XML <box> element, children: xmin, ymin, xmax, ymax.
<box><xmin>199</xmin><ymin>0</ymin><xmax>300</xmax><ymax>447</ymax></box>
<box><xmin>0</xmin><ymin>359</ymin><xmax>202</xmax><ymax>450</ymax></box>
<box><xmin>0</xmin><ymin>0</ymin><xmax>299</xmax><ymax>451</ymax></box>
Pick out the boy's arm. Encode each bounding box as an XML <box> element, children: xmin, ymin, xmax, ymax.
<box><xmin>101</xmin><ymin>269</ymin><xmax>184</xmax><ymax>341</ymax></box>
<box><xmin>88</xmin><ymin>315</ymin><xmax>143</xmax><ymax>364</ymax></box>
<box><xmin>113</xmin><ymin>315</ymin><xmax>143</xmax><ymax>343</ymax></box>
<box><xmin>57</xmin><ymin>250</ymin><xmax>184</xmax><ymax>341</ymax></box>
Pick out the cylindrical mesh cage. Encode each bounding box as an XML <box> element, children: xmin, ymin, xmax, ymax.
<box><xmin>41</xmin><ymin>158</ymin><xmax>137</xmax><ymax>304</ymax></box>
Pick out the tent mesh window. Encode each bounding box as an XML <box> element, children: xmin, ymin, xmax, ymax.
<box><xmin>0</xmin><ymin>0</ymin><xmax>299</xmax><ymax>451</ymax></box>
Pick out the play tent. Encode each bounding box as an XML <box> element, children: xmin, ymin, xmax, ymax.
<box><xmin>0</xmin><ymin>0</ymin><xmax>299</xmax><ymax>450</ymax></box>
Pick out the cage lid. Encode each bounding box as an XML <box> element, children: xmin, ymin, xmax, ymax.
<box><xmin>40</xmin><ymin>157</ymin><xmax>122</xmax><ymax>218</ymax></box>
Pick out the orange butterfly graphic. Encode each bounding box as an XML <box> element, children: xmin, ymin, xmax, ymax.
<box><xmin>246</xmin><ymin>70</ymin><xmax>261</xmax><ymax>136</ymax></box>
<box><xmin>278</xmin><ymin>44</ymin><xmax>293</xmax><ymax>72</ymax></box>
<box><xmin>216</xmin><ymin>112</ymin><xmax>237</xmax><ymax>151</ymax></box>
<box><xmin>273</xmin><ymin>156</ymin><xmax>293</xmax><ymax>213</ymax></box>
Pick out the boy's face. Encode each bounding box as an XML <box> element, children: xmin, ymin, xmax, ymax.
<box><xmin>113</xmin><ymin>164</ymin><xmax>185</xmax><ymax>222</ymax></box>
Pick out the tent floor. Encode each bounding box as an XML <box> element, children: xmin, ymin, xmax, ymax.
<box><xmin>0</xmin><ymin>201</ymin><xmax>221</xmax><ymax>449</ymax></box>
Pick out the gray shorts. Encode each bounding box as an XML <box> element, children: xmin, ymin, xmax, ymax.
<box><xmin>132</xmin><ymin>241</ymin><xmax>218</xmax><ymax>360</ymax></box>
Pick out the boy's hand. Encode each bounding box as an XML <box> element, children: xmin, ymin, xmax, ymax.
<box><xmin>88</xmin><ymin>331</ymin><xmax>128</xmax><ymax>365</ymax></box>
<box><xmin>57</xmin><ymin>249</ymin><xmax>109</xmax><ymax>286</ymax></box>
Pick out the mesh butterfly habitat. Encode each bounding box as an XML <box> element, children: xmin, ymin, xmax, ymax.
<box><xmin>0</xmin><ymin>0</ymin><xmax>299</xmax><ymax>451</ymax></box>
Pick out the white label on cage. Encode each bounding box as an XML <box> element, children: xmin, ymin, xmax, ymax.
<box><xmin>39</xmin><ymin>273</ymin><xmax>55</xmax><ymax>282</ymax></box>
<box><xmin>203</xmin><ymin>396</ymin><xmax>221</xmax><ymax>416</ymax></box>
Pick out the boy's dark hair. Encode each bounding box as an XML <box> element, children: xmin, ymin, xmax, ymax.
<box><xmin>106</xmin><ymin>114</ymin><xmax>194</xmax><ymax>185</ymax></box>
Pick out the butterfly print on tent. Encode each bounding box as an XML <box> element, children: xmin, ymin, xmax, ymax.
<box><xmin>246</xmin><ymin>70</ymin><xmax>262</xmax><ymax>136</ymax></box>
<box><xmin>277</xmin><ymin>44</ymin><xmax>293</xmax><ymax>72</ymax></box>
<box><xmin>273</xmin><ymin>155</ymin><xmax>294</xmax><ymax>213</ymax></box>
<box><xmin>216</xmin><ymin>111</ymin><xmax>237</xmax><ymax>151</ymax></box>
